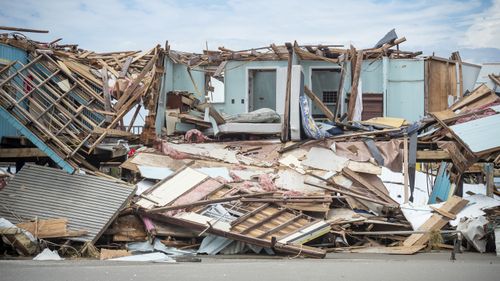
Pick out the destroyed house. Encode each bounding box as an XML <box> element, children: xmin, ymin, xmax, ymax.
<box><xmin>0</xmin><ymin>30</ymin><xmax>489</xmax><ymax>172</ymax></box>
<box><xmin>157</xmin><ymin>38</ymin><xmax>481</xmax><ymax>132</ymax></box>
<box><xmin>1</xmin><ymin>27</ymin><xmax>500</xmax><ymax>260</ymax></box>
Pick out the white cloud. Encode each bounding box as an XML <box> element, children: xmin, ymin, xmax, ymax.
<box><xmin>463</xmin><ymin>0</ymin><xmax>500</xmax><ymax>49</ymax></box>
<box><xmin>0</xmin><ymin>0</ymin><xmax>495</xmax><ymax>56</ymax></box>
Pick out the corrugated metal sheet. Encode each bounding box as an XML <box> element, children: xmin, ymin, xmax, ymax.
<box><xmin>450</xmin><ymin>114</ymin><xmax>500</xmax><ymax>153</ymax></box>
<box><xmin>0</xmin><ymin>43</ymin><xmax>27</xmax><ymax>139</ymax></box>
<box><xmin>0</xmin><ymin>164</ymin><xmax>135</xmax><ymax>243</ymax></box>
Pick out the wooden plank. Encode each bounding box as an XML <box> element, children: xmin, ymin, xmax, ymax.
<box><xmin>335</xmin><ymin>61</ymin><xmax>346</xmax><ymax>121</ymax></box>
<box><xmin>136</xmin><ymin>167</ymin><xmax>208</xmax><ymax>209</ymax></box>
<box><xmin>430</xmin><ymin>206</ymin><xmax>456</xmax><ymax>220</ymax></box>
<box><xmin>100</xmin><ymin>249</ymin><xmax>131</xmax><ymax>260</ymax></box>
<box><xmin>304</xmin><ymin>86</ymin><xmax>334</xmax><ymax>120</ymax></box>
<box><xmin>101</xmin><ymin>68</ymin><xmax>113</xmax><ymax>123</ymax></box>
<box><xmin>0</xmin><ymin>26</ymin><xmax>49</xmax><ymax>33</ymax></box>
<box><xmin>114</xmin><ymin>53</ymin><xmax>157</xmax><ymax>110</ymax></box>
<box><xmin>342</xmin><ymin>168</ymin><xmax>398</xmax><ymax>205</ymax></box>
<box><xmin>484</xmin><ymin>163</ymin><xmax>494</xmax><ymax>197</ymax></box>
<box><xmin>427</xmin><ymin>58</ymin><xmax>457</xmax><ymax>112</ymax></box>
<box><xmin>403</xmin><ymin>196</ymin><xmax>468</xmax><ymax>247</ymax></box>
<box><xmin>451</xmin><ymin>52</ymin><xmax>464</xmax><ymax>97</ymax></box>
<box><xmin>347</xmin><ymin>50</ymin><xmax>363</xmax><ymax>120</ymax></box>
<box><xmin>16</xmin><ymin>218</ymin><xmax>88</xmax><ymax>238</ymax></box>
<box><xmin>119</xmin><ymin>57</ymin><xmax>133</xmax><ymax>78</ymax></box>
<box><xmin>403</xmin><ymin>134</ymin><xmax>409</xmax><ymax>203</ymax></box>
<box><xmin>430</xmin><ymin>112</ymin><xmax>476</xmax><ymax>157</ymax></box>
<box><xmin>0</xmin><ymin>148</ymin><xmax>46</xmax><ymax>158</ymax></box>
<box><xmin>212</xmin><ymin>61</ymin><xmax>227</xmax><ymax>77</ymax></box>
<box><xmin>97</xmin><ymin>58</ymin><xmax>120</xmax><ymax>78</ymax></box>
<box><xmin>127</xmin><ymin>104</ymin><xmax>142</xmax><ymax>132</ymax></box>
<box><xmin>350</xmin><ymin>245</ymin><xmax>425</xmax><ymax>255</ymax></box>
<box><xmin>449</xmin><ymin>84</ymin><xmax>492</xmax><ymax>111</ymax></box>
<box><xmin>416</xmin><ymin>150</ymin><xmax>450</xmax><ymax>161</ymax></box>
<box><xmin>305</xmin><ymin>178</ymin><xmax>394</xmax><ymax>207</ymax></box>
<box><xmin>281</xmin><ymin>43</ymin><xmax>293</xmax><ymax>142</ymax></box>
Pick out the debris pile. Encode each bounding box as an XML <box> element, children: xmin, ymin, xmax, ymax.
<box><xmin>0</xmin><ymin>26</ymin><xmax>499</xmax><ymax>260</ymax></box>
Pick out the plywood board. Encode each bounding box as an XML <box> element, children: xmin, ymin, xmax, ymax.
<box><xmin>426</xmin><ymin>59</ymin><xmax>457</xmax><ymax>112</ymax></box>
<box><xmin>137</xmin><ymin>167</ymin><xmax>208</xmax><ymax>209</ymax></box>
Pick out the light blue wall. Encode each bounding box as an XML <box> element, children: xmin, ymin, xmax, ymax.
<box><xmin>162</xmin><ymin>56</ymin><xmax>429</xmax><ymax>122</ymax></box>
<box><xmin>0</xmin><ymin>43</ymin><xmax>28</xmax><ymax>139</ymax></box>
<box><xmin>386</xmin><ymin>59</ymin><xmax>425</xmax><ymax>122</ymax></box>
<box><xmin>172</xmin><ymin>63</ymin><xmax>205</xmax><ymax>99</ymax></box>
<box><xmin>164</xmin><ymin>57</ymin><xmax>174</xmax><ymax>92</ymax></box>
<box><xmin>361</xmin><ymin>59</ymin><xmax>383</xmax><ymax>94</ymax></box>
<box><xmin>214</xmin><ymin>60</ymin><xmax>288</xmax><ymax>115</ymax></box>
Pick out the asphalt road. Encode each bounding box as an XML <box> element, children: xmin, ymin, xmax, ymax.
<box><xmin>0</xmin><ymin>252</ymin><xmax>498</xmax><ymax>281</ymax></box>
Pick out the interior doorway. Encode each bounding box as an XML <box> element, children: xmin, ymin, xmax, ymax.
<box><xmin>248</xmin><ymin>69</ymin><xmax>277</xmax><ymax>111</ymax></box>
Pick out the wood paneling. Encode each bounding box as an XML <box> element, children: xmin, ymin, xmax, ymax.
<box><xmin>426</xmin><ymin>59</ymin><xmax>457</xmax><ymax>112</ymax></box>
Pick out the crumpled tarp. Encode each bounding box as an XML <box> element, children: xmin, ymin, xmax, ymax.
<box><xmin>334</xmin><ymin>139</ymin><xmax>403</xmax><ymax>172</ymax></box>
<box><xmin>457</xmin><ymin>216</ymin><xmax>489</xmax><ymax>253</ymax></box>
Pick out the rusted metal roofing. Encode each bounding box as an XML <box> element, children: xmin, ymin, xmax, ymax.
<box><xmin>0</xmin><ymin>164</ymin><xmax>135</xmax><ymax>243</ymax></box>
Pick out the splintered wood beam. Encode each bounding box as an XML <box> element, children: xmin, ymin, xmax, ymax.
<box><xmin>119</xmin><ymin>57</ymin><xmax>133</xmax><ymax>78</ymax></box>
<box><xmin>97</xmin><ymin>58</ymin><xmax>120</xmax><ymax>78</ymax></box>
<box><xmin>304</xmin><ymin>86</ymin><xmax>334</xmax><ymax>121</ymax></box>
<box><xmin>270</xmin><ymin>44</ymin><xmax>285</xmax><ymax>60</ymax></box>
<box><xmin>335</xmin><ymin>62</ymin><xmax>346</xmax><ymax>121</ymax></box>
<box><xmin>403</xmin><ymin>196</ymin><xmax>468</xmax><ymax>247</ymax></box>
<box><xmin>0</xmin><ymin>26</ymin><xmax>49</xmax><ymax>33</ymax></box>
<box><xmin>101</xmin><ymin>68</ymin><xmax>113</xmax><ymax>123</ymax></box>
<box><xmin>114</xmin><ymin>52</ymin><xmax>157</xmax><ymax>110</ymax></box>
<box><xmin>281</xmin><ymin>42</ymin><xmax>293</xmax><ymax>142</ymax></box>
<box><xmin>342</xmin><ymin>167</ymin><xmax>399</xmax><ymax>205</ymax></box>
<box><xmin>127</xmin><ymin>104</ymin><xmax>141</xmax><ymax>132</ymax></box>
<box><xmin>347</xmin><ymin>50</ymin><xmax>363</xmax><ymax>121</ymax></box>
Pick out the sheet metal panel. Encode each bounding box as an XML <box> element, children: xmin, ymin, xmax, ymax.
<box><xmin>0</xmin><ymin>164</ymin><xmax>135</xmax><ymax>243</ymax></box>
<box><xmin>449</xmin><ymin>114</ymin><xmax>500</xmax><ymax>153</ymax></box>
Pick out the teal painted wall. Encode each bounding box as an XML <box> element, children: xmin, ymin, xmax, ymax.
<box><xmin>361</xmin><ymin>59</ymin><xmax>383</xmax><ymax>94</ymax></box>
<box><xmin>0</xmin><ymin>43</ymin><xmax>28</xmax><ymax>139</ymax></box>
<box><xmin>386</xmin><ymin>59</ymin><xmax>425</xmax><ymax>122</ymax></box>
<box><xmin>250</xmin><ymin>70</ymin><xmax>277</xmax><ymax>111</ymax></box>
<box><xmin>161</xmin><ymin>56</ymin><xmax>427</xmax><ymax>122</ymax></box>
<box><xmin>164</xmin><ymin>57</ymin><xmax>174</xmax><ymax>92</ymax></box>
<box><xmin>172</xmin><ymin>63</ymin><xmax>205</xmax><ymax>99</ymax></box>
<box><xmin>214</xmin><ymin>60</ymin><xmax>288</xmax><ymax>115</ymax></box>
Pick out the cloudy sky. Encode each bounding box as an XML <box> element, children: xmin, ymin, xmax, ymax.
<box><xmin>1</xmin><ymin>0</ymin><xmax>499</xmax><ymax>63</ymax></box>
